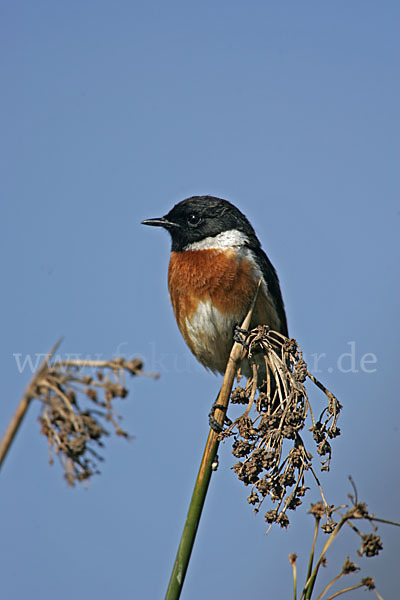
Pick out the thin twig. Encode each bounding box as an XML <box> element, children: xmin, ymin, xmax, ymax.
<box><xmin>325</xmin><ymin>582</ymin><xmax>364</xmax><ymax>600</ymax></box>
<box><xmin>316</xmin><ymin>573</ymin><xmax>344</xmax><ymax>600</ymax></box>
<box><xmin>289</xmin><ymin>554</ymin><xmax>298</xmax><ymax>600</ymax></box>
<box><xmin>0</xmin><ymin>339</ymin><xmax>63</xmax><ymax>470</ymax></box>
<box><xmin>53</xmin><ymin>358</ymin><xmax>157</xmax><ymax>378</ymax></box>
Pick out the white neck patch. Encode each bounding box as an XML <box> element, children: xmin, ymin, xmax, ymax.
<box><xmin>184</xmin><ymin>229</ymin><xmax>249</xmax><ymax>251</ymax></box>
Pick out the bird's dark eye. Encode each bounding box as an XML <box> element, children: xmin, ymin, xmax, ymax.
<box><xmin>187</xmin><ymin>213</ymin><xmax>201</xmax><ymax>227</ymax></box>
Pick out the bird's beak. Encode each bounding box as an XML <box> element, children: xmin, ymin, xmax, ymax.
<box><xmin>141</xmin><ymin>217</ymin><xmax>179</xmax><ymax>229</ymax></box>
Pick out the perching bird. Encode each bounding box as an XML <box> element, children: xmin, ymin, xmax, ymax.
<box><xmin>142</xmin><ymin>195</ymin><xmax>288</xmax><ymax>390</ymax></box>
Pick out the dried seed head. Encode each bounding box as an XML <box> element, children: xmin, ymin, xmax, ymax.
<box><xmin>283</xmin><ymin>338</ymin><xmax>298</xmax><ymax>354</ymax></box>
<box><xmin>361</xmin><ymin>577</ymin><xmax>375</xmax><ymax>590</ymax></box>
<box><xmin>294</xmin><ymin>359</ymin><xmax>307</xmax><ymax>383</ymax></box>
<box><xmin>247</xmin><ymin>492</ymin><xmax>259</xmax><ymax>505</ymax></box>
<box><xmin>34</xmin><ymin>353</ymin><xmax>145</xmax><ymax>485</ymax></box>
<box><xmin>320</xmin><ymin>557</ymin><xmax>328</xmax><ymax>568</ymax></box>
<box><xmin>232</xmin><ymin>439</ymin><xmax>252</xmax><ymax>458</ymax></box>
<box><xmin>277</xmin><ymin>512</ymin><xmax>290</xmax><ymax>528</ymax></box>
<box><xmin>358</xmin><ymin>534</ymin><xmax>383</xmax><ymax>557</ymax></box>
<box><xmin>231</xmin><ymin>386</ymin><xmax>249</xmax><ymax>404</ymax></box>
<box><xmin>124</xmin><ymin>358</ymin><xmax>143</xmax><ymax>375</ymax></box>
<box><xmin>321</xmin><ymin>521</ymin><xmax>337</xmax><ymax>534</ymax></box>
<box><xmin>309</xmin><ymin>502</ymin><xmax>326</xmax><ymax>519</ymax></box>
<box><xmin>236</xmin><ymin>416</ymin><xmax>257</xmax><ymax>439</ymax></box>
<box><xmin>256</xmin><ymin>477</ymin><xmax>271</xmax><ymax>496</ymax></box>
<box><xmin>353</xmin><ymin>502</ymin><xmax>369</xmax><ymax>518</ymax></box>
<box><xmin>265</xmin><ymin>509</ymin><xmax>278</xmax><ymax>523</ymax></box>
<box><xmin>341</xmin><ymin>556</ymin><xmax>359</xmax><ymax>574</ymax></box>
<box><xmin>222</xmin><ymin>326</ymin><xmax>341</xmax><ymax>532</ymax></box>
<box><xmin>286</xmin><ymin>496</ymin><xmax>302</xmax><ymax>511</ymax></box>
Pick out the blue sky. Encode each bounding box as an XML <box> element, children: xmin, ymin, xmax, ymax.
<box><xmin>1</xmin><ymin>2</ymin><xmax>399</xmax><ymax>598</ymax></box>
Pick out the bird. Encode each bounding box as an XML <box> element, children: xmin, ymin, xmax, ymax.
<box><xmin>142</xmin><ymin>195</ymin><xmax>288</xmax><ymax>393</ymax></box>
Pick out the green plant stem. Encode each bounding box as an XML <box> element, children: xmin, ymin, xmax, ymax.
<box><xmin>304</xmin><ymin>518</ymin><xmax>320</xmax><ymax>599</ymax></box>
<box><xmin>164</xmin><ymin>282</ymin><xmax>261</xmax><ymax>600</ymax></box>
<box><xmin>301</xmin><ymin>517</ymin><xmax>349</xmax><ymax>600</ymax></box>
<box><xmin>164</xmin><ymin>428</ymin><xmax>219</xmax><ymax>600</ymax></box>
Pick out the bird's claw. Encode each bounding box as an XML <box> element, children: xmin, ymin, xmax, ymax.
<box><xmin>233</xmin><ymin>325</ymin><xmax>250</xmax><ymax>349</ymax></box>
<box><xmin>208</xmin><ymin>402</ymin><xmax>232</xmax><ymax>433</ymax></box>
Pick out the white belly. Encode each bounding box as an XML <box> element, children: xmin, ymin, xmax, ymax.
<box><xmin>185</xmin><ymin>298</ymin><xmax>269</xmax><ymax>388</ymax></box>
<box><xmin>185</xmin><ymin>299</ymin><xmax>238</xmax><ymax>373</ymax></box>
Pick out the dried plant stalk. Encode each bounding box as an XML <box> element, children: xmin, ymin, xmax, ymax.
<box><xmin>220</xmin><ymin>326</ymin><xmax>342</xmax><ymax>531</ymax></box>
<box><xmin>0</xmin><ymin>340</ymin><xmax>155</xmax><ymax>485</ymax></box>
<box><xmin>0</xmin><ymin>339</ymin><xmax>63</xmax><ymax>471</ymax></box>
<box><xmin>297</xmin><ymin>484</ymin><xmax>399</xmax><ymax>600</ymax></box>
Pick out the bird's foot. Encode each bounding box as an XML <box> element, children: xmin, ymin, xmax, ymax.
<box><xmin>208</xmin><ymin>402</ymin><xmax>232</xmax><ymax>433</ymax></box>
<box><xmin>233</xmin><ymin>325</ymin><xmax>250</xmax><ymax>349</ymax></box>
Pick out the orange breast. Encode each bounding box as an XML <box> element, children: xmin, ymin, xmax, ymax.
<box><xmin>168</xmin><ymin>248</ymin><xmax>260</xmax><ymax>368</ymax></box>
<box><xmin>168</xmin><ymin>248</ymin><xmax>282</xmax><ymax>366</ymax></box>
<box><xmin>168</xmin><ymin>249</ymin><xmax>255</xmax><ymax>325</ymax></box>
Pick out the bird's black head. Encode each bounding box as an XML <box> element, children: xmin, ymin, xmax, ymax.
<box><xmin>142</xmin><ymin>195</ymin><xmax>260</xmax><ymax>252</ymax></box>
